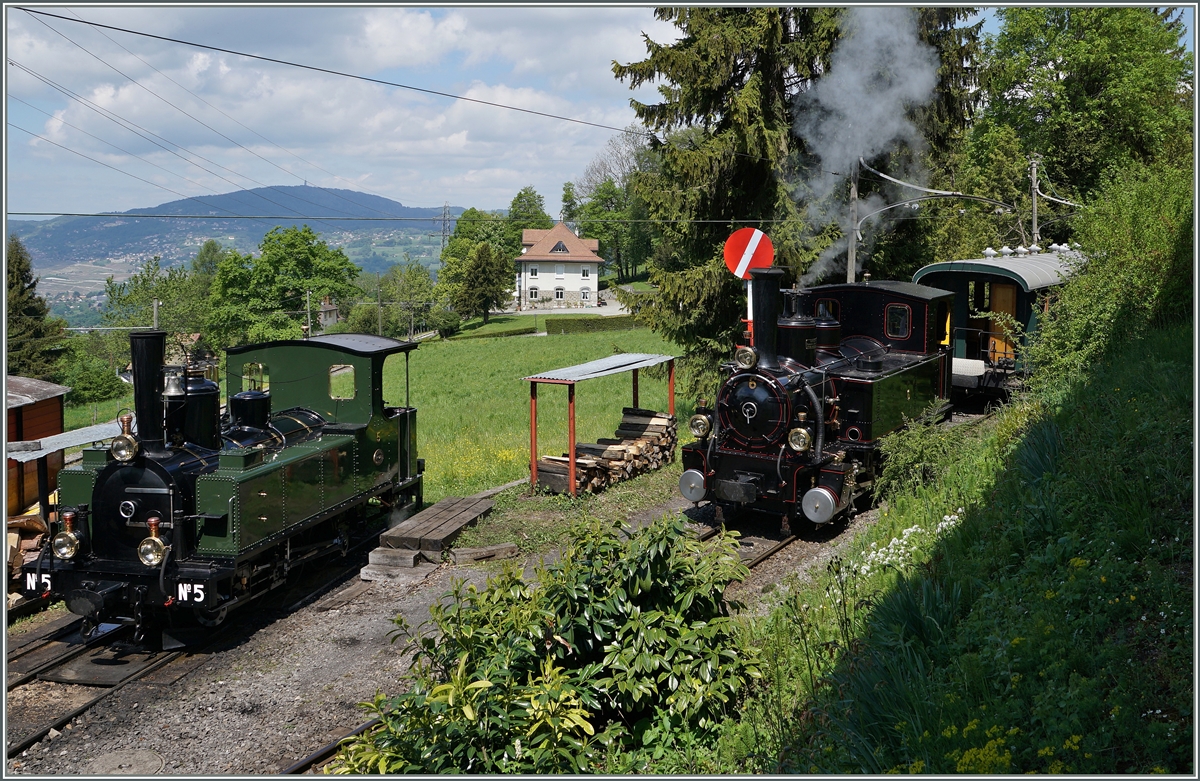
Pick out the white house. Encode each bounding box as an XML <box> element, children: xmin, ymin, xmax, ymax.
<box><xmin>516</xmin><ymin>222</ymin><xmax>603</xmax><ymax>310</ymax></box>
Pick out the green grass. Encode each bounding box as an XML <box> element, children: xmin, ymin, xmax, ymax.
<box><xmin>63</xmin><ymin>392</ymin><xmax>133</xmax><ymax>430</ymax></box>
<box><xmin>381</xmin><ymin>328</ymin><xmax>686</xmax><ymax>503</ymax></box>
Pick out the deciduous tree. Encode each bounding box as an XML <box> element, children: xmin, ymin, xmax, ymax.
<box><xmin>206</xmin><ymin>225</ymin><xmax>359</xmax><ymax>348</ymax></box>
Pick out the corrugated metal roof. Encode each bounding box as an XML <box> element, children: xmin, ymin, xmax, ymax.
<box><xmin>6</xmin><ymin>376</ymin><xmax>71</xmax><ymax>409</ymax></box>
<box><xmin>523</xmin><ymin>353</ymin><xmax>675</xmax><ymax>384</ymax></box>
<box><xmin>7</xmin><ymin>420</ymin><xmax>122</xmax><ymax>463</ymax></box>
<box><xmin>913</xmin><ymin>252</ymin><xmax>1078</xmax><ymax>292</ymax></box>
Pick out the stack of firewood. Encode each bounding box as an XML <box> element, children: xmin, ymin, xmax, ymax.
<box><xmin>535</xmin><ymin>408</ymin><xmax>677</xmax><ymax>494</ymax></box>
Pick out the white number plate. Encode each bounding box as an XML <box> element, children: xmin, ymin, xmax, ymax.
<box><xmin>25</xmin><ymin>572</ymin><xmax>51</xmax><ymax>593</ymax></box>
<box><xmin>175</xmin><ymin>582</ymin><xmax>207</xmax><ymax>603</ymax></box>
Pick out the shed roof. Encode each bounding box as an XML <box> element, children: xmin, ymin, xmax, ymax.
<box><xmin>913</xmin><ymin>252</ymin><xmax>1078</xmax><ymax>292</ymax></box>
<box><xmin>6</xmin><ymin>376</ymin><xmax>70</xmax><ymax>409</ymax></box>
<box><xmin>7</xmin><ymin>420</ymin><xmax>122</xmax><ymax>463</ymax></box>
<box><xmin>521</xmin><ymin>222</ymin><xmax>601</xmax><ymax>262</ymax></box>
<box><xmin>523</xmin><ymin>353</ymin><xmax>675</xmax><ymax>384</ymax></box>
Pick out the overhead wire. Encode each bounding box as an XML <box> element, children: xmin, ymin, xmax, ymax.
<box><xmin>58</xmin><ymin>7</ymin><xmax>419</xmax><ymax>214</ymax></box>
<box><xmin>8</xmin><ymin>59</ymin><xmax>302</xmax><ymax>230</ymax></box>
<box><xmin>15</xmin><ymin>12</ymin><xmax>351</xmax><ymax>233</ymax></box>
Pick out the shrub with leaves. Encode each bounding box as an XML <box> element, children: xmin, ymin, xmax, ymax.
<box><xmin>327</xmin><ymin>513</ymin><xmax>759</xmax><ymax>774</ymax></box>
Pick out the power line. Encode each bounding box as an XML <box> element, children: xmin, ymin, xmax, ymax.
<box><xmin>17</xmin><ymin>7</ymin><xmax>659</xmax><ymax>140</ymax></box>
<box><xmin>57</xmin><ymin>8</ymin><xmax>421</xmax><ymax>214</ymax></box>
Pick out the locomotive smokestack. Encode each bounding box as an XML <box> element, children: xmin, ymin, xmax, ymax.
<box><xmin>749</xmin><ymin>267</ymin><xmax>785</xmax><ymax>371</ymax></box>
<box><xmin>130</xmin><ymin>330</ymin><xmax>167</xmax><ymax>452</ymax></box>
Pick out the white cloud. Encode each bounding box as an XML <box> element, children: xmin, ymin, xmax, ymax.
<box><xmin>5</xmin><ymin>6</ymin><xmax>681</xmax><ymax>216</ymax></box>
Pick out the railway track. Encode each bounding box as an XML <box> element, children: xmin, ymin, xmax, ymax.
<box><xmin>5</xmin><ymin>530</ymin><xmax>383</xmax><ymax>763</ymax></box>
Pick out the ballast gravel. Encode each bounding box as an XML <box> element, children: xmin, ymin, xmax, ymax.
<box><xmin>6</xmin><ymin>499</ymin><xmax>880</xmax><ymax>776</ymax></box>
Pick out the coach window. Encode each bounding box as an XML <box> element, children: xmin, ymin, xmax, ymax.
<box><xmin>242</xmin><ymin>362</ymin><xmax>269</xmax><ymax>392</ymax></box>
<box><xmin>816</xmin><ymin>299</ymin><xmax>840</xmax><ymax>320</ymax></box>
<box><xmin>329</xmin><ymin>365</ymin><xmax>356</xmax><ymax>400</ymax></box>
<box><xmin>885</xmin><ymin>304</ymin><xmax>912</xmax><ymax>339</ymax></box>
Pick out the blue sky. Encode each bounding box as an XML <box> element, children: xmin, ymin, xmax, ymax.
<box><xmin>5</xmin><ymin>7</ymin><xmax>1194</xmax><ymax>221</ymax></box>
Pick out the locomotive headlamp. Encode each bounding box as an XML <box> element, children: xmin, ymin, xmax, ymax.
<box><xmin>688</xmin><ymin>414</ymin><xmax>712</xmax><ymax>439</ymax></box>
<box><xmin>137</xmin><ymin>516</ymin><xmax>167</xmax><ymax>567</ymax></box>
<box><xmin>734</xmin><ymin>346</ymin><xmax>758</xmax><ymax>370</ymax></box>
<box><xmin>111</xmin><ymin>413</ymin><xmax>138</xmax><ymax>462</ymax></box>
<box><xmin>52</xmin><ymin>510</ymin><xmax>81</xmax><ymax>560</ymax></box>
<box><xmin>788</xmin><ymin>428</ymin><xmax>813</xmax><ymax>452</ymax></box>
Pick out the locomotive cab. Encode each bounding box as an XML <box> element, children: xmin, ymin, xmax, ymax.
<box><xmin>25</xmin><ymin>331</ymin><xmax>424</xmax><ymax>647</ymax></box>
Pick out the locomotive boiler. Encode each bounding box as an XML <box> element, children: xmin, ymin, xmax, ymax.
<box><xmin>23</xmin><ymin>330</ymin><xmax>423</xmax><ymax>648</ymax></box>
<box><xmin>679</xmin><ymin>267</ymin><xmax>954</xmax><ymax>528</ymax></box>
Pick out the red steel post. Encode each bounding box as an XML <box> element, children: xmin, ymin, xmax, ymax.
<box><xmin>530</xmin><ymin>382</ymin><xmax>538</xmax><ymax>489</ymax></box>
<box><xmin>568</xmin><ymin>383</ymin><xmax>577</xmax><ymax>497</ymax></box>
<box><xmin>668</xmin><ymin>359</ymin><xmax>675</xmax><ymax>416</ymax></box>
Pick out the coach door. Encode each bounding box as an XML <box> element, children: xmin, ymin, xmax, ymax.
<box><xmin>987</xmin><ymin>283</ymin><xmax>1017</xmax><ymax>363</ymax></box>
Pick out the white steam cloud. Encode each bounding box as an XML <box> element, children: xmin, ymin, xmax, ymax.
<box><xmin>793</xmin><ymin>7</ymin><xmax>940</xmax><ymax>284</ymax></box>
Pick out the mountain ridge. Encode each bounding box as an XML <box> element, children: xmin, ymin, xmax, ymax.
<box><xmin>9</xmin><ymin>186</ymin><xmax>464</xmax><ymax>278</ymax></box>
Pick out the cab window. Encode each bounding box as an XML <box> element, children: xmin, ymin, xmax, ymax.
<box><xmin>885</xmin><ymin>304</ymin><xmax>912</xmax><ymax>339</ymax></box>
<box><xmin>329</xmin><ymin>365</ymin><xmax>355</xmax><ymax>400</ymax></box>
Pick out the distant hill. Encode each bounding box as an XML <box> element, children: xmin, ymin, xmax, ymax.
<box><xmin>8</xmin><ymin>186</ymin><xmax>463</xmax><ymax>292</ymax></box>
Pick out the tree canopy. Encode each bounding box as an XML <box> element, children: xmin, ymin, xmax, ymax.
<box><xmin>979</xmin><ymin>7</ymin><xmax>1193</xmax><ymax>195</ymax></box>
<box><xmin>7</xmin><ymin>233</ymin><xmax>66</xmax><ymax>381</ymax></box>
<box><xmin>206</xmin><ymin>225</ymin><xmax>360</xmax><ymax>348</ymax></box>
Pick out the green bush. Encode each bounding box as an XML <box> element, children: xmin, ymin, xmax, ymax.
<box><xmin>543</xmin><ymin>314</ymin><xmax>638</xmax><ymax>334</ymax></box>
<box><xmin>427</xmin><ymin>309</ymin><xmax>462</xmax><ymax>339</ymax></box>
<box><xmin>1025</xmin><ymin>161</ymin><xmax>1192</xmax><ymax>392</ymax></box>
<box><xmin>328</xmin><ymin>514</ymin><xmax>760</xmax><ymax>774</ymax></box>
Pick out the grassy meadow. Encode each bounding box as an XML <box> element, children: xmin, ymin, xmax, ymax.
<box><xmin>381</xmin><ymin>328</ymin><xmax>687</xmax><ymax>502</ymax></box>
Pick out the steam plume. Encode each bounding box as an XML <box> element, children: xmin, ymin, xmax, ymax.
<box><xmin>793</xmin><ymin>7</ymin><xmax>940</xmax><ymax>284</ymax></box>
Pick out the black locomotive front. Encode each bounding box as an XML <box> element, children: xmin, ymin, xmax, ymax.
<box><xmin>679</xmin><ymin>268</ymin><xmax>952</xmax><ymax>528</ymax></box>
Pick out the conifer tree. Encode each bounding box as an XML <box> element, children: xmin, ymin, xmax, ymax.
<box><xmin>6</xmin><ymin>233</ymin><xmax>65</xmax><ymax>380</ymax></box>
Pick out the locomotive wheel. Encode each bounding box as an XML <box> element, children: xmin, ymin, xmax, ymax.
<box><xmin>195</xmin><ymin>604</ymin><xmax>228</xmax><ymax>627</ymax></box>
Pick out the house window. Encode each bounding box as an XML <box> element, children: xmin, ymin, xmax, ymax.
<box><xmin>885</xmin><ymin>304</ymin><xmax>912</xmax><ymax>339</ymax></box>
<box><xmin>529</xmin><ymin>265</ymin><xmax>538</xmax><ymax>278</ymax></box>
<box><xmin>581</xmin><ymin>266</ymin><xmax>590</xmax><ymax>279</ymax></box>
<box><xmin>555</xmin><ymin>264</ymin><xmax>564</xmax><ymax>278</ymax></box>
<box><xmin>550</xmin><ymin>241</ymin><xmax>569</xmax><ymax>253</ymax></box>
<box><xmin>554</xmin><ymin>287</ymin><xmax>565</xmax><ymax>300</ymax></box>
<box><xmin>580</xmin><ymin>287</ymin><xmax>591</xmax><ymax>301</ymax></box>
<box><xmin>528</xmin><ymin>287</ymin><xmax>539</xmax><ymax>300</ymax></box>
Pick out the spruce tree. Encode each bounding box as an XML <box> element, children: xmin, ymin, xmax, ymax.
<box><xmin>6</xmin><ymin>233</ymin><xmax>65</xmax><ymax>380</ymax></box>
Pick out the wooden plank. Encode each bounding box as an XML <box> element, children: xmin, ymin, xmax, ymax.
<box><xmin>622</xmin><ymin>407</ymin><xmax>675</xmax><ymax>421</ymax></box>
<box><xmin>419</xmin><ymin>499</ymin><xmax>493</xmax><ymax>551</ymax></box>
<box><xmin>379</xmin><ymin>497</ymin><xmax>468</xmax><ymax>549</ymax></box>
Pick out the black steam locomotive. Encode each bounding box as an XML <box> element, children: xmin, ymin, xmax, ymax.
<box><xmin>679</xmin><ymin>268</ymin><xmax>954</xmax><ymax>528</ymax></box>
<box><xmin>23</xmin><ymin>330</ymin><xmax>423</xmax><ymax>648</ymax></box>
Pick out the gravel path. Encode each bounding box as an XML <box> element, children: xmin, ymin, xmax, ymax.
<box><xmin>6</xmin><ymin>497</ymin><xmax>881</xmax><ymax>776</ymax></box>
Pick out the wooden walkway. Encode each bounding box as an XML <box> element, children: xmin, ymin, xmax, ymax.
<box><xmin>378</xmin><ymin>496</ymin><xmax>493</xmax><ymax>552</ymax></box>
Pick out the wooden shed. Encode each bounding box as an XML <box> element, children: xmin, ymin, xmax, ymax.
<box><xmin>6</xmin><ymin>376</ymin><xmax>70</xmax><ymax>516</ymax></box>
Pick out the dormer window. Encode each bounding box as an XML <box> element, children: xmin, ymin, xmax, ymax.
<box><xmin>550</xmin><ymin>241</ymin><xmax>569</xmax><ymax>253</ymax></box>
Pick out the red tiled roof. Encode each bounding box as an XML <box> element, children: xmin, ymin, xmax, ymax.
<box><xmin>521</xmin><ymin>222</ymin><xmax>600</xmax><ymax>261</ymax></box>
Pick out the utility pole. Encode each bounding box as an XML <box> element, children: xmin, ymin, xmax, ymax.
<box><xmin>377</xmin><ymin>273</ymin><xmax>383</xmax><ymax>336</ymax></box>
<box><xmin>847</xmin><ymin>160</ymin><xmax>859</xmax><ymax>283</ymax></box>
<box><xmin>306</xmin><ymin>290</ymin><xmax>313</xmax><ymax>337</ymax></box>
<box><xmin>1030</xmin><ymin>156</ymin><xmax>1040</xmax><ymax>247</ymax></box>
<box><xmin>152</xmin><ymin>299</ymin><xmax>159</xmax><ymax>329</ymax></box>
<box><xmin>441</xmin><ymin>202</ymin><xmax>450</xmax><ymax>252</ymax></box>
